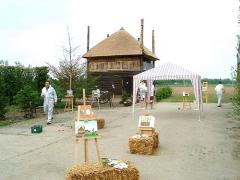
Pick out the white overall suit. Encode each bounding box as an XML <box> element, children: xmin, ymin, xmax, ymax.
<box><xmin>41</xmin><ymin>85</ymin><xmax>57</xmax><ymax>122</ymax></box>
<box><xmin>215</xmin><ymin>84</ymin><xmax>224</xmax><ymax>107</ymax></box>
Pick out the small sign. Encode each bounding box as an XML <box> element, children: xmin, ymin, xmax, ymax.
<box><xmin>182</xmin><ymin>91</ymin><xmax>189</xmax><ymax>96</ymax></box>
<box><xmin>138</xmin><ymin>115</ymin><xmax>155</xmax><ymax>128</ymax></box>
<box><xmin>67</xmin><ymin>89</ymin><xmax>73</xmax><ymax>96</ymax></box>
<box><xmin>75</xmin><ymin>120</ymin><xmax>98</xmax><ymax>138</ymax></box>
<box><xmin>92</xmin><ymin>89</ymin><xmax>100</xmax><ymax>98</ymax></box>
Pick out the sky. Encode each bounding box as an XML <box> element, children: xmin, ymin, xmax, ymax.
<box><xmin>0</xmin><ymin>0</ymin><xmax>239</xmax><ymax>79</ymax></box>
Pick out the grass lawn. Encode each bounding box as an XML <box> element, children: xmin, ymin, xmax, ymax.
<box><xmin>159</xmin><ymin>86</ymin><xmax>234</xmax><ymax>103</ymax></box>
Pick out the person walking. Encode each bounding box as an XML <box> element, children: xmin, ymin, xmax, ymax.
<box><xmin>215</xmin><ymin>81</ymin><xmax>224</xmax><ymax>107</ymax></box>
<box><xmin>41</xmin><ymin>80</ymin><xmax>57</xmax><ymax>124</ymax></box>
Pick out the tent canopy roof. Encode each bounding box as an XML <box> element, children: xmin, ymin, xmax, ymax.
<box><xmin>133</xmin><ymin>62</ymin><xmax>200</xmax><ymax>80</ymax></box>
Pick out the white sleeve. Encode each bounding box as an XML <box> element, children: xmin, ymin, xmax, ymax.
<box><xmin>54</xmin><ymin>89</ymin><xmax>57</xmax><ymax>103</ymax></box>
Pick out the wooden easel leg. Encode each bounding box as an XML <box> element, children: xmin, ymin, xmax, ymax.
<box><xmin>97</xmin><ymin>98</ymin><xmax>100</xmax><ymax>111</ymax></box>
<box><xmin>84</xmin><ymin>139</ymin><xmax>89</xmax><ymax>163</ymax></box>
<box><xmin>71</xmin><ymin>98</ymin><xmax>74</xmax><ymax>112</ymax></box>
<box><xmin>64</xmin><ymin>101</ymin><xmax>67</xmax><ymax>112</ymax></box>
<box><xmin>74</xmin><ymin>137</ymin><xmax>79</xmax><ymax>165</ymax></box>
<box><xmin>182</xmin><ymin>97</ymin><xmax>184</xmax><ymax>109</ymax></box>
<box><xmin>94</xmin><ymin>138</ymin><xmax>101</xmax><ymax>163</ymax></box>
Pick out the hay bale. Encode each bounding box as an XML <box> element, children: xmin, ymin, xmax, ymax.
<box><xmin>128</xmin><ymin>133</ymin><xmax>159</xmax><ymax>155</ymax></box>
<box><xmin>66</xmin><ymin>163</ymin><xmax>139</xmax><ymax>180</ymax></box>
<box><xmin>128</xmin><ymin>135</ymin><xmax>154</xmax><ymax>155</ymax></box>
<box><xmin>96</xmin><ymin>118</ymin><xmax>105</xmax><ymax>129</ymax></box>
<box><xmin>152</xmin><ymin>132</ymin><xmax>159</xmax><ymax>148</ymax></box>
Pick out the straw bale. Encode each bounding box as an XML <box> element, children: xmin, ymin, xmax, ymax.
<box><xmin>152</xmin><ymin>132</ymin><xmax>159</xmax><ymax>148</ymax></box>
<box><xmin>128</xmin><ymin>136</ymin><xmax>154</xmax><ymax>155</ymax></box>
<box><xmin>128</xmin><ymin>132</ymin><xmax>159</xmax><ymax>155</ymax></box>
<box><xmin>66</xmin><ymin>163</ymin><xmax>139</xmax><ymax>180</ymax></box>
<box><xmin>96</xmin><ymin>118</ymin><xmax>105</xmax><ymax>129</ymax></box>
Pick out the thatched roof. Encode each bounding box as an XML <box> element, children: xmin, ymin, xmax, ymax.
<box><xmin>83</xmin><ymin>28</ymin><xmax>158</xmax><ymax>60</ymax></box>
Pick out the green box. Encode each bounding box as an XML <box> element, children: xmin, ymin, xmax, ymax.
<box><xmin>31</xmin><ymin>125</ymin><xmax>43</xmax><ymax>134</ymax></box>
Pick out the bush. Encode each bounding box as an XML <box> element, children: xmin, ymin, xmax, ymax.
<box><xmin>233</xmin><ymin>65</ymin><xmax>240</xmax><ymax>119</ymax></box>
<box><xmin>156</xmin><ymin>86</ymin><xmax>172</xmax><ymax>102</ymax></box>
<box><xmin>120</xmin><ymin>91</ymin><xmax>132</xmax><ymax>106</ymax></box>
<box><xmin>14</xmin><ymin>85</ymin><xmax>41</xmax><ymax>118</ymax></box>
<box><xmin>0</xmin><ymin>95</ymin><xmax>7</xmax><ymax>119</ymax></box>
<box><xmin>0</xmin><ymin>75</ymin><xmax>7</xmax><ymax>119</ymax></box>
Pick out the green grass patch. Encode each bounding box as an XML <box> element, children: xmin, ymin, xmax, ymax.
<box><xmin>160</xmin><ymin>94</ymin><xmax>233</xmax><ymax>103</ymax></box>
<box><xmin>0</xmin><ymin>120</ymin><xmax>12</xmax><ymax>127</ymax></box>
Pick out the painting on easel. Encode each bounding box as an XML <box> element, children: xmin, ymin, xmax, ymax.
<box><xmin>75</xmin><ymin>120</ymin><xmax>98</xmax><ymax>138</ymax></box>
<box><xmin>138</xmin><ymin>115</ymin><xmax>155</xmax><ymax>128</ymax></box>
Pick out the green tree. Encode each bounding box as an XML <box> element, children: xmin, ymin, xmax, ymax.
<box><xmin>34</xmin><ymin>66</ymin><xmax>49</xmax><ymax>93</ymax></box>
<box><xmin>47</xmin><ymin>27</ymin><xmax>86</xmax><ymax>93</ymax></box>
<box><xmin>1</xmin><ymin>66</ymin><xmax>23</xmax><ymax>105</ymax></box>
<box><xmin>75</xmin><ymin>75</ymin><xmax>97</xmax><ymax>97</ymax></box>
<box><xmin>233</xmin><ymin>34</ymin><xmax>240</xmax><ymax>119</ymax></box>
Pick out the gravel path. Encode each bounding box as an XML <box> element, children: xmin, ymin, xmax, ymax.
<box><xmin>0</xmin><ymin>103</ymin><xmax>240</xmax><ymax>180</ymax></box>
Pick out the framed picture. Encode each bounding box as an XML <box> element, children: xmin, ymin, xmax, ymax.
<box><xmin>67</xmin><ymin>89</ymin><xmax>73</xmax><ymax>96</ymax></box>
<box><xmin>138</xmin><ymin>115</ymin><xmax>155</xmax><ymax>128</ymax></box>
<box><xmin>75</xmin><ymin>120</ymin><xmax>98</xmax><ymax>138</ymax></box>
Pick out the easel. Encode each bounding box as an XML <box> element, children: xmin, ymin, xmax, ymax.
<box><xmin>74</xmin><ymin>89</ymin><xmax>100</xmax><ymax>164</ymax></box>
<box><xmin>138</xmin><ymin>114</ymin><xmax>155</xmax><ymax>136</ymax></box>
<box><xmin>92</xmin><ymin>90</ymin><xmax>101</xmax><ymax>110</ymax></box>
<box><xmin>64</xmin><ymin>95</ymin><xmax>74</xmax><ymax>112</ymax></box>
<box><xmin>182</xmin><ymin>92</ymin><xmax>191</xmax><ymax>109</ymax></box>
<box><xmin>202</xmin><ymin>82</ymin><xmax>208</xmax><ymax>103</ymax></box>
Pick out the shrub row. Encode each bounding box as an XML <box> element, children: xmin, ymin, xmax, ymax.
<box><xmin>156</xmin><ymin>86</ymin><xmax>172</xmax><ymax>102</ymax></box>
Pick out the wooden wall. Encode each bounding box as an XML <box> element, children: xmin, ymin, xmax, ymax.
<box><xmin>89</xmin><ymin>71</ymin><xmax>140</xmax><ymax>95</ymax></box>
<box><xmin>87</xmin><ymin>56</ymin><xmax>154</xmax><ymax>94</ymax></box>
<box><xmin>88</xmin><ymin>56</ymin><xmax>141</xmax><ymax>72</ymax></box>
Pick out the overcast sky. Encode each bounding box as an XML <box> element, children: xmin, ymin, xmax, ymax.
<box><xmin>0</xmin><ymin>0</ymin><xmax>239</xmax><ymax>78</ymax></box>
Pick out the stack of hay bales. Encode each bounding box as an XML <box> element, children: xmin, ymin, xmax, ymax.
<box><xmin>66</xmin><ymin>163</ymin><xmax>139</xmax><ymax>180</ymax></box>
<box><xmin>128</xmin><ymin>131</ymin><xmax>159</xmax><ymax>155</ymax></box>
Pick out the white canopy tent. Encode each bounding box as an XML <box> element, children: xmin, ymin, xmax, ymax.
<box><xmin>132</xmin><ymin>62</ymin><xmax>203</xmax><ymax>112</ymax></box>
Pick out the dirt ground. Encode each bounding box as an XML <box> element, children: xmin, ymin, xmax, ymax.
<box><xmin>0</xmin><ymin>102</ymin><xmax>240</xmax><ymax>180</ymax></box>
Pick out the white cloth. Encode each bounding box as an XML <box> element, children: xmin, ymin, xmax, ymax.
<box><xmin>150</xmin><ymin>84</ymin><xmax>155</xmax><ymax>97</ymax></box>
<box><xmin>215</xmin><ymin>84</ymin><xmax>224</xmax><ymax>106</ymax></box>
<box><xmin>217</xmin><ymin>94</ymin><xmax>223</xmax><ymax>106</ymax></box>
<box><xmin>41</xmin><ymin>86</ymin><xmax>57</xmax><ymax>122</ymax></box>
<box><xmin>215</xmin><ymin>84</ymin><xmax>224</xmax><ymax>95</ymax></box>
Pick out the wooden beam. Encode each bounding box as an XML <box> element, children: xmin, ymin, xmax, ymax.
<box><xmin>140</xmin><ymin>19</ymin><xmax>144</xmax><ymax>52</ymax></box>
<box><xmin>87</xmin><ymin>26</ymin><xmax>90</xmax><ymax>51</ymax></box>
<box><xmin>152</xmin><ymin>29</ymin><xmax>155</xmax><ymax>68</ymax></box>
<box><xmin>152</xmin><ymin>30</ymin><xmax>155</xmax><ymax>54</ymax></box>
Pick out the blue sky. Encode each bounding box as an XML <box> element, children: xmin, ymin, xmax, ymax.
<box><xmin>0</xmin><ymin>0</ymin><xmax>239</xmax><ymax>79</ymax></box>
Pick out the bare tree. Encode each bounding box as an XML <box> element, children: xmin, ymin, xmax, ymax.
<box><xmin>47</xmin><ymin>27</ymin><xmax>86</xmax><ymax>91</ymax></box>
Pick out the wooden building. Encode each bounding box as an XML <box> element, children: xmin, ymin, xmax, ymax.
<box><xmin>83</xmin><ymin>27</ymin><xmax>159</xmax><ymax>95</ymax></box>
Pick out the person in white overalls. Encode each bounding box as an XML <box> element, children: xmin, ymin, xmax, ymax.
<box><xmin>41</xmin><ymin>80</ymin><xmax>57</xmax><ymax>124</ymax></box>
<box><xmin>139</xmin><ymin>81</ymin><xmax>147</xmax><ymax>101</ymax></box>
<box><xmin>215</xmin><ymin>81</ymin><xmax>224</xmax><ymax>107</ymax></box>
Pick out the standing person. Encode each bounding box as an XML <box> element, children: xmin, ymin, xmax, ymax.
<box><xmin>41</xmin><ymin>80</ymin><xmax>57</xmax><ymax>124</ymax></box>
<box><xmin>215</xmin><ymin>81</ymin><xmax>224</xmax><ymax>107</ymax></box>
<box><xmin>139</xmin><ymin>81</ymin><xmax>147</xmax><ymax>101</ymax></box>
